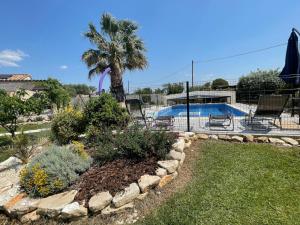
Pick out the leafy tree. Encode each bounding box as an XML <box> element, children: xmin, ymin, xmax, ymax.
<box><xmin>0</xmin><ymin>90</ymin><xmax>45</xmax><ymax>137</ymax></box>
<box><xmin>64</xmin><ymin>84</ymin><xmax>96</xmax><ymax>97</ymax></box>
<box><xmin>237</xmin><ymin>69</ymin><xmax>286</xmax><ymax>102</ymax></box>
<box><xmin>84</xmin><ymin>93</ymin><xmax>129</xmax><ymax>129</ymax></box>
<box><xmin>82</xmin><ymin>13</ymin><xmax>147</xmax><ymax>102</ymax></box>
<box><xmin>163</xmin><ymin>83</ymin><xmax>184</xmax><ymax>95</ymax></box>
<box><xmin>41</xmin><ymin>78</ymin><xmax>70</xmax><ymax>110</ymax></box>
<box><xmin>134</xmin><ymin>88</ymin><xmax>153</xmax><ymax>103</ymax></box>
<box><xmin>154</xmin><ymin>88</ymin><xmax>165</xmax><ymax>94</ymax></box>
<box><xmin>211</xmin><ymin>78</ymin><xmax>229</xmax><ymax>90</ymax></box>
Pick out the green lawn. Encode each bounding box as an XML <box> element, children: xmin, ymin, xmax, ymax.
<box><xmin>0</xmin><ymin>122</ymin><xmax>51</xmax><ymax>134</ymax></box>
<box><xmin>140</xmin><ymin>141</ymin><xmax>300</xmax><ymax>225</ymax></box>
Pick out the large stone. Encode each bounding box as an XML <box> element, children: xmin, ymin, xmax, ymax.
<box><xmin>101</xmin><ymin>202</ymin><xmax>134</xmax><ymax>215</ymax></box>
<box><xmin>155</xmin><ymin>168</ymin><xmax>167</xmax><ymax>177</ymax></box>
<box><xmin>138</xmin><ymin>175</ymin><xmax>160</xmax><ymax>193</ymax></box>
<box><xmin>197</xmin><ymin>134</ymin><xmax>209</xmax><ymax>140</ymax></box>
<box><xmin>218</xmin><ymin>135</ymin><xmax>231</xmax><ymax>141</ymax></box>
<box><xmin>36</xmin><ymin>190</ymin><xmax>77</xmax><ymax>218</ymax></box>
<box><xmin>231</xmin><ymin>136</ymin><xmax>244</xmax><ymax>143</ymax></box>
<box><xmin>157</xmin><ymin>160</ymin><xmax>179</xmax><ymax>173</ymax></box>
<box><xmin>281</xmin><ymin>137</ymin><xmax>298</xmax><ymax>146</ymax></box>
<box><xmin>184</xmin><ymin>132</ymin><xmax>195</xmax><ymax>137</ymax></box>
<box><xmin>5</xmin><ymin>196</ymin><xmax>38</xmax><ymax>218</ymax></box>
<box><xmin>184</xmin><ymin>140</ymin><xmax>192</xmax><ymax>149</ymax></box>
<box><xmin>172</xmin><ymin>139</ymin><xmax>185</xmax><ymax>153</ymax></box>
<box><xmin>88</xmin><ymin>191</ymin><xmax>112</xmax><ymax>213</ymax></box>
<box><xmin>256</xmin><ymin>136</ymin><xmax>269</xmax><ymax>143</ymax></box>
<box><xmin>209</xmin><ymin>135</ymin><xmax>218</xmax><ymax>140</ymax></box>
<box><xmin>0</xmin><ymin>185</ymin><xmax>21</xmax><ymax>211</ymax></box>
<box><xmin>268</xmin><ymin>137</ymin><xmax>285</xmax><ymax>145</ymax></box>
<box><xmin>61</xmin><ymin>202</ymin><xmax>88</xmax><ymax>220</ymax></box>
<box><xmin>112</xmin><ymin>183</ymin><xmax>140</xmax><ymax>208</ymax></box>
<box><xmin>166</xmin><ymin>150</ymin><xmax>184</xmax><ymax>161</ymax></box>
<box><xmin>243</xmin><ymin>134</ymin><xmax>254</xmax><ymax>142</ymax></box>
<box><xmin>158</xmin><ymin>172</ymin><xmax>178</xmax><ymax>188</ymax></box>
<box><xmin>20</xmin><ymin>210</ymin><xmax>40</xmax><ymax>223</ymax></box>
<box><xmin>179</xmin><ymin>152</ymin><xmax>186</xmax><ymax>166</ymax></box>
<box><xmin>0</xmin><ymin>157</ymin><xmax>22</xmax><ymax>172</ymax></box>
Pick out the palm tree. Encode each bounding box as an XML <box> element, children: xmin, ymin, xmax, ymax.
<box><xmin>82</xmin><ymin>13</ymin><xmax>148</xmax><ymax>102</ymax></box>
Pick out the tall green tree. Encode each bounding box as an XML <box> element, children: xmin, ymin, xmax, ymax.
<box><xmin>211</xmin><ymin>78</ymin><xmax>229</xmax><ymax>90</ymax></box>
<box><xmin>163</xmin><ymin>83</ymin><xmax>184</xmax><ymax>95</ymax></box>
<box><xmin>82</xmin><ymin>13</ymin><xmax>148</xmax><ymax>102</ymax></box>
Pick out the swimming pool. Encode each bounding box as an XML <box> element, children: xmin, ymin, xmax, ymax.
<box><xmin>157</xmin><ymin>104</ymin><xmax>246</xmax><ymax>117</ymax></box>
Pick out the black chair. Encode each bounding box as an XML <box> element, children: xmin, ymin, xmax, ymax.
<box><xmin>209</xmin><ymin>114</ymin><xmax>234</xmax><ymax>130</ymax></box>
<box><xmin>246</xmin><ymin>95</ymin><xmax>289</xmax><ymax>130</ymax></box>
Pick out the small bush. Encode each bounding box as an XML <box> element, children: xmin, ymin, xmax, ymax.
<box><xmin>20</xmin><ymin>145</ymin><xmax>92</xmax><ymax>197</ymax></box>
<box><xmin>84</xmin><ymin>93</ymin><xmax>129</xmax><ymax>129</ymax></box>
<box><xmin>51</xmin><ymin>106</ymin><xmax>86</xmax><ymax>145</ymax></box>
<box><xmin>92</xmin><ymin>126</ymin><xmax>176</xmax><ymax>163</ymax></box>
<box><xmin>70</xmin><ymin>141</ymin><xmax>89</xmax><ymax>160</ymax></box>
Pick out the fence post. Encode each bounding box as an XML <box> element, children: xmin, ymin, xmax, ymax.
<box><xmin>186</xmin><ymin>81</ymin><xmax>190</xmax><ymax>132</ymax></box>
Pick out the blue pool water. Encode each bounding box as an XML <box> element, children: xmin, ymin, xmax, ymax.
<box><xmin>157</xmin><ymin>104</ymin><xmax>246</xmax><ymax>117</ymax></box>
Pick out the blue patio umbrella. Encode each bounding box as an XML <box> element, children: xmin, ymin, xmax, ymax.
<box><xmin>280</xmin><ymin>28</ymin><xmax>300</xmax><ymax>85</ymax></box>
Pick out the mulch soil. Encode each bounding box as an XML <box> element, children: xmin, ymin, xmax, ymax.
<box><xmin>70</xmin><ymin>157</ymin><xmax>158</xmax><ymax>205</ymax></box>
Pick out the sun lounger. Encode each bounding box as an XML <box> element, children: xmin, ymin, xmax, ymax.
<box><xmin>209</xmin><ymin>114</ymin><xmax>234</xmax><ymax>130</ymax></box>
<box><xmin>246</xmin><ymin>95</ymin><xmax>289</xmax><ymax>130</ymax></box>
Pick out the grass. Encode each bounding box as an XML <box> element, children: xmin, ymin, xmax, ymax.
<box><xmin>0</xmin><ymin>122</ymin><xmax>51</xmax><ymax>134</ymax></box>
<box><xmin>139</xmin><ymin>141</ymin><xmax>300</xmax><ymax>225</ymax></box>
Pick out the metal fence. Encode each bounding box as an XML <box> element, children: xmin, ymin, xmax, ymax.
<box><xmin>127</xmin><ymin>80</ymin><xmax>300</xmax><ymax>136</ymax></box>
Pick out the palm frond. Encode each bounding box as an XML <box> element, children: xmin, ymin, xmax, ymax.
<box><xmin>84</xmin><ymin>23</ymin><xmax>109</xmax><ymax>51</ymax></box>
<box><xmin>101</xmin><ymin>13</ymin><xmax>119</xmax><ymax>40</ymax></box>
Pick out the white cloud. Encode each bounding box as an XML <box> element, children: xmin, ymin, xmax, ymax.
<box><xmin>60</xmin><ymin>65</ymin><xmax>68</xmax><ymax>70</ymax></box>
<box><xmin>0</xmin><ymin>49</ymin><xmax>28</xmax><ymax>67</ymax></box>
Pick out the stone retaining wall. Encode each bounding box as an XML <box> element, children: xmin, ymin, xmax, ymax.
<box><xmin>0</xmin><ymin>132</ymin><xmax>298</xmax><ymax>223</ymax></box>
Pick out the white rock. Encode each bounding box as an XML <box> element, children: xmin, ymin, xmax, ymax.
<box><xmin>281</xmin><ymin>137</ymin><xmax>298</xmax><ymax>146</ymax></box>
<box><xmin>112</xmin><ymin>183</ymin><xmax>140</xmax><ymax>208</ymax></box>
<box><xmin>61</xmin><ymin>202</ymin><xmax>87</xmax><ymax>219</ymax></box>
<box><xmin>197</xmin><ymin>134</ymin><xmax>209</xmax><ymax>140</ymax></box>
<box><xmin>185</xmin><ymin>132</ymin><xmax>195</xmax><ymax>137</ymax></box>
<box><xmin>0</xmin><ymin>157</ymin><xmax>22</xmax><ymax>172</ymax></box>
<box><xmin>180</xmin><ymin>152</ymin><xmax>186</xmax><ymax>166</ymax></box>
<box><xmin>166</xmin><ymin>150</ymin><xmax>184</xmax><ymax>161</ymax></box>
<box><xmin>101</xmin><ymin>202</ymin><xmax>134</xmax><ymax>215</ymax></box>
<box><xmin>155</xmin><ymin>168</ymin><xmax>167</xmax><ymax>177</ymax></box>
<box><xmin>20</xmin><ymin>210</ymin><xmax>40</xmax><ymax>223</ymax></box>
<box><xmin>172</xmin><ymin>139</ymin><xmax>185</xmax><ymax>152</ymax></box>
<box><xmin>218</xmin><ymin>135</ymin><xmax>231</xmax><ymax>141</ymax></box>
<box><xmin>184</xmin><ymin>140</ymin><xmax>192</xmax><ymax>149</ymax></box>
<box><xmin>88</xmin><ymin>191</ymin><xmax>112</xmax><ymax>213</ymax></box>
<box><xmin>209</xmin><ymin>135</ymin><xmax>218</xmax><ymax>140</ymax></box>
<box><xmin>231</xmin><ymin>136</ymin><xmax>244</xmax><ymax>143</ymax></box>
<box><xmin>256</xmin><ymin>136</ymin><xmax>269</xmax><ymax>143</ymax></box>
<box><xmin>0</xmin><ymin>185</ymin><xmax>21</xmax><ymax>211</ymax></box>
<box><xmin>269</xmin><ymin>137</ymin><xmax>285</xmax><ymax>145</ymax></box>
<box><xmin>36</xmin><ymin>190</ymin><xmax>77</xmax><ymax>218</ymax></box>
<box><xmin>5</xmin><ymin>196</ymin><xmax>38</xmax><ymax>217</ymax></box>
<box><xmin>138</xmin><ymin>175</ymin><xmax>160</xmax><ymax>193</ymax></box>
<box><xmin>281</xmin><ymin>143</ymin><xmax>292</xmax><ymax>147</ymax></box>
<box><xmin>243</xmin><ymin>134</ymin><xmax>254</xmax><ymax>142</ymax></box>
<box><xmin>157</xmin><ymin>160</ymin><xmax>179</xmax><ymax>173</ymax></box>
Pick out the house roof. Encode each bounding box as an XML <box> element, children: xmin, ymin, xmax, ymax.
<box><xmin>0</xmin><ymin>74</ymin><xmax>32</xmax><ymax>81</ymax></box>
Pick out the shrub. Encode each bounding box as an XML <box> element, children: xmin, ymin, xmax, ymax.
<box><xmin>92</xmin><ymin>126</ymin><xmax>176</xmax><ymax>163</ymax></box>
<box><xmin>0</xmin><ymin>136</ymin><xmax>13</xmax><ymax>147</ymax></box>
<box><xmin>84</xmin><ymin>94</ymin><xmax>129</xmax><ymax>129</ymax></box>
<box><xmin>211</xmin><ymin>78</ymin><xmax>229</xmax><ymax>90</ymax></box>
<box><xmin>51</xmin><ymin>106</ymin><xmax>86</xmax><ymax>145</ymax></box>
<box><xmin>70</xmin><ymin>141</ymin><xmax>89</xmax><ymax>160</ymax></box>
<box><xmin>20</xmin><ymin>145</ymin><xmax>92</xmax><ymax>197</ymax></box>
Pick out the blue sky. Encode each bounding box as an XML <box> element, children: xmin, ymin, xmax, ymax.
<box><xmin>0</xmin><ymin>0</ymin><xmax>300</xmax><ymax>91</ymax></box>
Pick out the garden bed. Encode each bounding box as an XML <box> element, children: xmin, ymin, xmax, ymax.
<box><xmin>71</xmin><ymin>157</ymin><xmax>158</xmax><ymax>205</ymax></box>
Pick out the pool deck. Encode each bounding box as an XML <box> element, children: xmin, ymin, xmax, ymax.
<box><xmin>145</xmin><ymin>104</ymin><xmax>300</xmax><ymax>137</ymax></box>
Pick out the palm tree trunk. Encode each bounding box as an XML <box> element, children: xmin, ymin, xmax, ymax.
<box><xmin>110</xmin><ymin>71</ymin><xmax>125</xmax><ymax>102</ymax></box>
